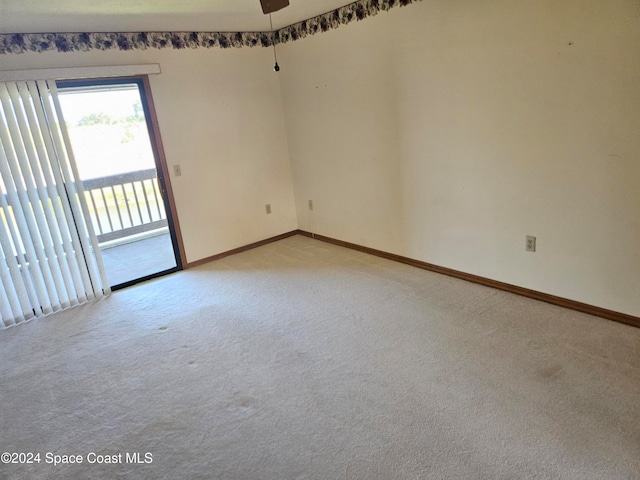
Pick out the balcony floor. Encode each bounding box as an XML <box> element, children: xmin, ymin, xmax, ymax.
<box><xmin>100</xmin><ymin>232</ymin><xmax>177</xmax><ymax>287</ymax></box>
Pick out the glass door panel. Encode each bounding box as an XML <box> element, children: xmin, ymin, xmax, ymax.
<box><xmin>58</xmin><ymin>79</ymin><xmax>180</xmax><ymax>288</ymax></box>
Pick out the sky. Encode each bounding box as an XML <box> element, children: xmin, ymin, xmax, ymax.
<box><xmin>58</xmin><ymin>87</ymin><xmax>141</xmax><ymax>125</ymax></box>
<box><xmin>58</xmin><ymin>86</ymin><xmax>157</xmax><ymax>179</ymax></box>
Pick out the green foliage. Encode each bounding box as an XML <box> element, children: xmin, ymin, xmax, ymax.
<box><xmin>77</xmin><ymin>103</ymin><xmax>144</xmax><ymax>127</ymax></box>
<box><xmin>120</xmin><ymin>128</ymin><xmax>135</xmax><ymax>144</ymax></box>
<box><xmin>77</xmin><ymin>112</ymin><xmax>115</xmax><ymax>126</ymax></box>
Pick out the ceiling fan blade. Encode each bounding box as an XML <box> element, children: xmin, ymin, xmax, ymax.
<box><xmin>260</xmin><ymin>0</ymin><xmax>289</xmax><ymax>14</ymax></box>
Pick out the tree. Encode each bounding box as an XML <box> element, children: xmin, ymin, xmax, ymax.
<box><xmin>77</xmin><ymin>112</ymin><xmax>115</xmax><ymax>126</ymax></box>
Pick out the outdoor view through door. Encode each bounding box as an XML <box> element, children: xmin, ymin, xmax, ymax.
<box><xmin>58</xmin><ymin>78</ymin><xmax>180</xmax><ymax>288</ymax></box>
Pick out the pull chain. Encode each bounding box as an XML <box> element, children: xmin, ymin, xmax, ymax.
<box><xmin>269</xmin><ymin>12</ymin><xmax>280</xmax><ymax>72</ymax></box>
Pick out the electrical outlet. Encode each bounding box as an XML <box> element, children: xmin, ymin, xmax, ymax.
<box><xmin>526</xmin><ymin>235</ymin><xmax>536</xmax><ymax>252</ymax></box>
<box><xmin>308</xmin><ymin>200</ymin><xmax>313</xmax><ymax>211</ymax></box>
<box><xmin>173</xmin><ymin>165</ymin><xmax>182</xmax><ymax>177</ymax></box>
<box><xmin>265</xmin><ymin>204</ymin><xmax>272</xmax><ymax>215</ymax></box>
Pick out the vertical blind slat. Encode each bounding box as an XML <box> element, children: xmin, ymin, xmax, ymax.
<box><xmin>0</xmin><ymin>83</ymin><xmax>53</xmax><ymax>313</ymax></box>
<box><xmin>37</xmin><ymin>80</ymin><xmax>93</xmax><ymax>301</ymax></box>
<box><xmin>0</xmin><ymin>79</ymin><xmax>110</xmax><ymax>328</ymax></box>
<box><xmin>6</xmin><ymin>82</ymin><xmax>67</xmax><ymax>311</ymax></box>
<box><xmin>48</xmin><ymin>80</ymin><xmax>110</xmax><ymax>297</ymax></box>
<box><xmin>16</xmin><ymin>82</ymin><xmax>75</xmax><ymax>307</ymax></box>
<box><xmin>0</xmin><ymin>192</ymin><xmax>33</xmax><ymax>322</ymax></box>
<box><xmin>25</xmin><ymin>81</ymin><xmax>88</xmax><ymax>302</ymax></box>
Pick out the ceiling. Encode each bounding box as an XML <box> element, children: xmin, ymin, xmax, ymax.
<box><xmin>0</xmin><ymin>0</ymin><xmax>357</xmax><ymax>34</ymax></box>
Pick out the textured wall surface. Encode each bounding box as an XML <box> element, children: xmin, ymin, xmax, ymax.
<box><xmin>279</xmin><ymin>0</ymin><xmax>640</xmax><ymax>316</ymax></box>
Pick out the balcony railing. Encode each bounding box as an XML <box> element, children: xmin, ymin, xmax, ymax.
<box><xmin>82</xmin><ymin>168</ymin><xmax>167</xmax><ymax>244</ymax></box>
<box><xmin>1</xmin><ymin>168</ymin><xmax>165</xmax><ymax>262</ymax></box>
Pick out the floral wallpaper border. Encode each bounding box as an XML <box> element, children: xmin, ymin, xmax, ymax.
<box><xmin>0</xmin><ymin>0</ymin><xmax>421</xmax><ymax>55</ymax></box>
<box><xmin>275</xmin><ymin>0</ymin><xmax>418</xmax><ymax>45</ymax></box>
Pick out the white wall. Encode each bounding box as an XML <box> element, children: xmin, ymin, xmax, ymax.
<box><xmin>278</xmin><ymin>0</ymin><xmax>640</xmax><ymax>317</ymax></box>
<box><xmin>0</xmin><ymin>46</ymin><xmax>298</xmax><ymax>264</ymax></box>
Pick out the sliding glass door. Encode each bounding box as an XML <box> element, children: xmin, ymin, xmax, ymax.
<box><xmin>57</xmin><ymin>77</ymin><xmax>181</xmax><ymax>289</ymax></box>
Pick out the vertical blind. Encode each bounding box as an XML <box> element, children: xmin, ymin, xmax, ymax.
<box><xmin>0</xmin><ymin>79</ymin><xmax>109</xmax><ymax>328</ymax></box>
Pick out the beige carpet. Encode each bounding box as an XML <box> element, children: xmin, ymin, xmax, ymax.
<box><xmin>1</xmin><ymin>235</ymin><xmax>639</xmax><ymax>479</ymax></box>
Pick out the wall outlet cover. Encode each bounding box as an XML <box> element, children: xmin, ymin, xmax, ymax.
<box><xmin>526</xmin><ymin>235</ymin><xmax>536</xmax><ymax>252</ymax></box>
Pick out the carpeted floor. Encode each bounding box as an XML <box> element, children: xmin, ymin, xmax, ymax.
<box><xmin>1</xmin><ymin>235</ymin><xmax>639</xmax><ymax>479</ymax></box>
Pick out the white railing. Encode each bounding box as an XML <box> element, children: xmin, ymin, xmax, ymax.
<box><xmin>82</xmin><ymin>168</ymin><xmax>167</xmax><ymax>244</ymax></box>
<box><xmin>1</xmin><ymin>168</ymin><xmax>166</xmax><ymax>261</ymax></box>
